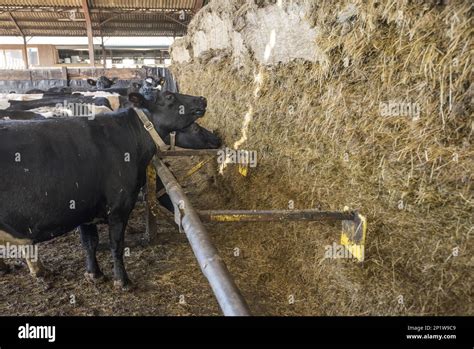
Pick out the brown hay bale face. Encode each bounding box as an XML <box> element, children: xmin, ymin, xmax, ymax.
<box><xmin>170</xmin><ymin>0</ymin><xmax>473</xmax><ymax>315</ymax></box>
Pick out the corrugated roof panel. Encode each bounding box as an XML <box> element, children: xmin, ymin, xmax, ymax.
<box><xmin>0</xmin><ymin>0</ymin><xmax>204</xmax><ymax>36</ymax></box>
<box><xmin>90</xmin><ymin>0</ymin><xmax>196</xmax><ymax>10</ymax></box>
<box><xmin>0</xmin><ymin>0</ymin><xmax>199</xmax><ymax>10</ymax></box>
<box><xmin>0</xmin><ymin>0</ymin><xmax>80</xmax><ymax>7</ymax></box>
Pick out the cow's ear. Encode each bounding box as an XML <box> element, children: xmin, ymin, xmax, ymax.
<box><xmin>128</xmin><ymin>93</ymin><xmax>145</xmax><ymax>106</ymax></box>
<box><xmin>87</xmin><ymin>79</ymin><xmax>97</xmax><ymax>86</ymax></box>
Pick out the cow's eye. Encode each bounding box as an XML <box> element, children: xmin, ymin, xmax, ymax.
<box><xmin>165</xmin><ymin>94</ymin><xmax>173</xmax><ymax>100</ymax></box>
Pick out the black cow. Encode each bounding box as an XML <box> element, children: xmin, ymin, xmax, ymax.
<box><xmin>3</xmin><ymin>94</ymin><xmax>221</xmax><ymax>217</ymax></box>
<box><xmin>25</xmin><ymin>89</ymin><xmax>45</xmax><ymax>94</ymax></box>
<box><xmin>25</xmin><ymin>87</ymin><xmax>72</xmax><ymax>95</ymax></box>
<box><xmin>7</xmin><ymin>95</ymin><xmax>111</xmax><ymax>110</ymax></box>
<box><xmin>0</xmin><ymin>90</ymin><xmax>207</xmax><ymax>289</ymax></box>
<box><xmin>0</xmin><ymin>110</ymin><xmax>45</xmax><ymax>120</ymax></box>
<box><xmin>87</xmin><ymin>76</ymin><xmax>117</xmax><ymax>89</ymax></box>
<box><xmin>6</xmin><ymin>95</ymin><xmax>112</xmax><ymax>117</ymax></box>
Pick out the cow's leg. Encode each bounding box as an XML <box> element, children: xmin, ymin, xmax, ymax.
<box><xmin>1</xmin><ymin>226</ymin><xmax>46</xmax><ymax>278</ymax></box>
<box><xmin>108</xmin><ymin>214</ymin><xmax>131</xmax><ymax>290</ymax></box>
<box><xmin>79</xmin><ymin>224</ymin><xmax>104</xmax><ymax>282</ymax></box>
<box><xmin>25</xmin><ymin>257</ymin><xmax>47</xmax><ymax>278</ymax></box>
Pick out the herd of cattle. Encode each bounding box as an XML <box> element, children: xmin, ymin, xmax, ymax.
<box><xmin>0</xmin><ymin>75</ymin><xmax>222</xmax><ymax>289</ymax></box>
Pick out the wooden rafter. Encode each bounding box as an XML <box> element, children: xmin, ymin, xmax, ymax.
<box><xmin>193</xmin><ymin>0</ymin><xmax>204</xmax><ymax>14</ymax></box>
<box><xmin>7</xmin><ymin>12</ymin><xmax>28</xmax><ymax>69</ymax></box>
<box><xmin>81</xmin><ymin>0</ymin><xmax>95</xmax><ymax>66</ymax></box>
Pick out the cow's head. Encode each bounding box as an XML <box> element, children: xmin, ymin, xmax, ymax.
<box><xmin>129</xmin><ymin>91</ymin><xmax>207</xmax><ymax>132</ymax></box>
<box><xmin>131</xmin><ymin>82</ymin><xmax>142</xmax><ymax>90</ymax></box>
<box><xmin>130</xmin><ymin>77</ymin><xmax>165</xmax><ymax>93</ymax></box>
<box><xmin>87</xmin><ymin>76</ymin><xmax>117</xmax><ymax>89</ymax></box>
<box><xmin>167</xmin><ymin>123</ymin><xmax>221</xmax><ymax>149</ymax></box>
<box><xmin>135</xmin><ymin>77</ymin><xmax>166</xmax><ymax>102</ymax></box>
<box><xmin>145</xmin><ymin>76</ymin><xmax>166</xmax><ymax>90</ymax></box>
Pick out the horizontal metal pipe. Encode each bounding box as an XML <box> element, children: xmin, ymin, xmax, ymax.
<box><xmin>152</xmin><ymin>157</ymin><xmax>251</xmax><ymax>316</ymax></box>
<box><xmin>198</xmin><ymin>209</ymin><xmax>355</xmax><ymax>222</ymax></box>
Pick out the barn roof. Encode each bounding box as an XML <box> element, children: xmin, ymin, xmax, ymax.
<box><xmin>0</xmin><ymin>0</ymin><xmax>208</xmax><ymax>36</ymax></box>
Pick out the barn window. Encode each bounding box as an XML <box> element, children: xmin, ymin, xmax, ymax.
<box><xmin>0</xmin><ymin>49</ymin><xmax>23</xmax><ymax>69</ymax></box>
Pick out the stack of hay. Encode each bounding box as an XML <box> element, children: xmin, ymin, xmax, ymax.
<box><xmin>171</xmin><ymin>0</ymin><xmax>472</xmax><ymax>315</ymax></box>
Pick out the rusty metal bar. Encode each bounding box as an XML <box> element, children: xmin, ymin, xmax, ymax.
<box><xmin>152</xmin><ymin>157</ymin><xmax>251</xmax><ymax>316</ymax></box>
<box><xmin>158</xmin><ymin>149</ymin><xmax>220</xmax><ymax>157</ymax></box>
<box><xmin>198</xmin><ymin>210</ymin><xmax>355</xmax><ymax>223</ymax></box>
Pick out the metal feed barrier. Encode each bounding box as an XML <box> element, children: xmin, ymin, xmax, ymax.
<box><xmin>137</xmin><ymin>108</ymin><xmax>367</xmax><ymax>316</ymax></box>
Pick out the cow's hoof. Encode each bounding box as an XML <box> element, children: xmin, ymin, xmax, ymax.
<box><xmin>84</xmin><ymin>272</ymin><xmax>105</xmax><ymax>284</ymax></box>
<box><xmin>113</xmin><ymin>279</ymin><xmax>133</xmax><ymax>291</ymax></box>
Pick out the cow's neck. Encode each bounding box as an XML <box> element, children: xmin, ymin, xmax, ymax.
<box><xmin>127</xmin><ymin>108</ymin><xmax>170</xmax><ymax>163</ymax></box>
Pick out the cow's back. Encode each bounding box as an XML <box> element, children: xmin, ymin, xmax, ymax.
<box><xmin>0</xmin><ymin>111</ymin><xmax>149</xmax><ymax>242</ymax></box>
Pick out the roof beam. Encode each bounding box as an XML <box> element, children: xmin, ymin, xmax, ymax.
<box><xmin>7</xmin><ymin>12</ymin><xmax>28</xmax><ymax>69</ymax></box>
<box><xmin>81</xmin><ymin>0</ymin><xmax>95</xmax><ymax>67</ymax></box>
<box><xmin>99</xmin><ymin>14</ymin><xmax>118</xmax><ymax>26</ymax></box>
<box><xmin>7</xmin><ymin>11</ymin><xmax>24</xmax><ymax>36</ymax></box>
<box><xmin>162</xmin><ymin>12</ymin><xmax>188</xmax><ymax>28</ymax></box>
<box><xmin>193</xmin><ymin>0</ymin><xmax>204</xmax><ymax>14</ymax></box>
<box><xmin>98</xmin><ymin>10</ymin><xmax>188</xmax><ymax>28</ymax></box>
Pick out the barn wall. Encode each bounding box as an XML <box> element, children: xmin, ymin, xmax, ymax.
<box><xmin>37</xmin><ymin>45</ymin><xmax>59</xmax><ymax>66</ymax></box>
<box><xmin>0</xmin><ymin>44</ymin><xmax>59</xmax><ymax>67</ymax></box>
<box><xmin>171</xmin><ymin>0</ymin><xmax>472</xmax><ymax>315</ymax></box>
